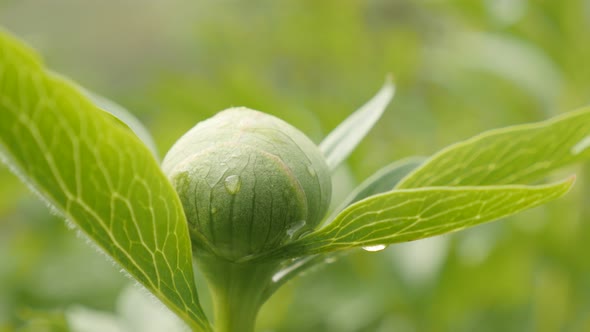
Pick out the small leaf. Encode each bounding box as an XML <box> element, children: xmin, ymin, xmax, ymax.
<box><xmin>397</xmin><ymin>106</ymin><xmax>590</xmax><ymax>188</ymax></box>
<box><xmin>324</xmin><ymin>157</ymin><xmax>424</xmax><ymax>225</ymax></box>
<box><xmin>320</xmin><ymin>77</ymin><xmax>395</xmax><ymax>172</ymax></box>
<box><xmin>261</xmin><ymin>178</ymin><xmax>573</xmax><ymax>259</ymax></box>
<box><xmin>0</xmin><ymin>30</ymin><xmax>211</xmax><ymax>331</ymax></box>
<box><xmin>340</xmin><ymin>157</ymin><xmax>425</xmax><ymax>208</ymax></box>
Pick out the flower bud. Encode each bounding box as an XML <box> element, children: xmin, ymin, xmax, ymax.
<box><xmin>162</xmin><ymin>108</ymin><xmax>331</xmax><ymax>261</ymax></box>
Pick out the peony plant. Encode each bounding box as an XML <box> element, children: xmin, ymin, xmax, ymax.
<box><xmin>1</xmin><ymin>28</ymin><xmax>590</xmax><ymax>332</ymax></box>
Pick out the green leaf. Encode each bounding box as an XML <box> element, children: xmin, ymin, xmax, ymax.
<box><xmin>323</xmin><ymin>157</ymin><xmax>424</xmax><ymax>226</ymax></box>
<box><xmin>320</xmin><ymin>77</ymin><xmax>395</xmax><ymax>172</ymax></box>
<box><xmin>340</xmin><ymin>157</ymin><xmax>425</xmax><ymax>209</ymax></box>
<box><xmin>261</xmin><ymin>178</ymin><xmax>573</xmax><ymax>258</ymax></box>
<box><xmin>397</xmin><ymin>107</ymin><xmax>590</xmax><ymax>188</ymax></box>
<box><xmin>0</xmin><ymin>30</ymin><xmax>211</xmax><ymax>331</ymax></box>
<box><xmin>86</xmin><ymin>92</ymin><xmax>159</xmax><ymax>159</ymax></box>
<box><xmin>265</xmin><ymin>155</ymin><xmax>424</xmax><ymax>295</ymax></box>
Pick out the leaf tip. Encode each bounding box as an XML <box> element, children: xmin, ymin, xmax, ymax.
<box><xmin>565</xmin><ymin>174</ymin><xmax>577</xmax><ymax>187</ymax></box>
<box><xmin>382</xmin><ymin>74</ymin><xmax>396</xmax><ymax>99</ymax></box>
<box><xmin>385</xmin><ymin>72</ymin><xmax>394</xmax><ymax>84</ymax></box>
<box><xmin>554</xmin><ymin>175</ymin><xmax>577</xmax><ymax>196</ymax></box>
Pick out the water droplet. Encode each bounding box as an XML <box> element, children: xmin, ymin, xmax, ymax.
<box><xmin>362</xmin><ymin>244</ymin><xmax>387</xmax><ymax>252</ymax></box>
<box><xmin>307</xmin><ymin>165</ymin><xmax>316</xmax><ymax>177</ymax></box>
<box><xmin>286</xmin><ymin>220</ymin><xmax>307</xmax><ymax>239</ymax></box>
<box><xmin>211</xmin><ymin>207</ymin><xmax>218</xmax><ymax>214</ymax></box>
<box><xmin>224</xmin><ymin>175</ymin><xmax>241</xmax><ymax>194</ymax></box>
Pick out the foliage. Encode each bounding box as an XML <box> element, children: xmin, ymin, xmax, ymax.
<box><xmin>5</xmin><ymin>3</ymin><xmax>587</xmax><ymax>330</ymax></box>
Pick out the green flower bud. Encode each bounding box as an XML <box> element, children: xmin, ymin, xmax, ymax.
<box><xmin>162</xmin><ymin>107</ymin><xmax>332</xmax><ymax>261</ymax></box>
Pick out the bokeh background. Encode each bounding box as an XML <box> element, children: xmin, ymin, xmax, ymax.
<box><xmin>1</xmin><ymin>0</ymin><xmax>590</xmax><ymax>331</ymax></box>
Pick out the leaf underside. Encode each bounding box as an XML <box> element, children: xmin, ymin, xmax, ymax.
<box><xmin>268</xmin><ymin>179</ymin><xmax>573</xmax><ymax>258</ymax></box>
<box><xmin>259</xmin><ymin>98</ymin><xmax>590</xmax><ymax>262</ymax></box>
<box><xmin>0</xmin><ymin>30</ymin><xmax>210</xmax><ymax>331</ymax></box>
<box><xmin>282</xmin><ymin>107</ymin><xmax>590</xmax><ymax>260</ymax></box>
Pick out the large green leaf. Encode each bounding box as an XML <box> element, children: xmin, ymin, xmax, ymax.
<box><xmin>397</xmin><ymin>107</ymin><xmax>590</xmax><ymax>188</ymax></box>
<box><xmin>0</xmin><ymin>30</ymin><xmax>211</xmax><ymax>331</ymax></box>
<box><xmin>320</xmin><ymin>78</ymin><xmax>395</xmax><ymax>172</ymax></box>
<box><xmin>86</xmin><ymin>91</ymin><xmax>159</xmax><ymax>158</ymax></box>
<box><xmin>258</xmin><ymin>179</ymin><xmax>573</xmax><ymax>259</ymax></box>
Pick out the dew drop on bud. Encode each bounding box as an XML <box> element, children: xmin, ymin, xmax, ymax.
<box><xmin>362</xmin><ymin>244</ymin><xmax>387</xmax><ymax>252</ymax></box>
<box><xmin>224</xmin><ymin>175</ymin><xmax>241</xmax><ymax>195</ymax></box>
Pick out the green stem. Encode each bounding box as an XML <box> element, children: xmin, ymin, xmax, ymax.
<box><xmin>195</xmin><ymin>253</ymin><xmax>279</xmax><ymax>332</ymax></box>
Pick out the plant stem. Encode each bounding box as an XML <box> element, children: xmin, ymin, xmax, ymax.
<box><xmin>195</xmin><ymin>253</ymin><xmax>279</xmax><ymax>332</ymax></box>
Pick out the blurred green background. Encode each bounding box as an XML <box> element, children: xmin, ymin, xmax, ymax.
<box><xmin>1</xmin><ymin>0</ymin><xmax>590</xmax><ymax>331</ymax></box>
